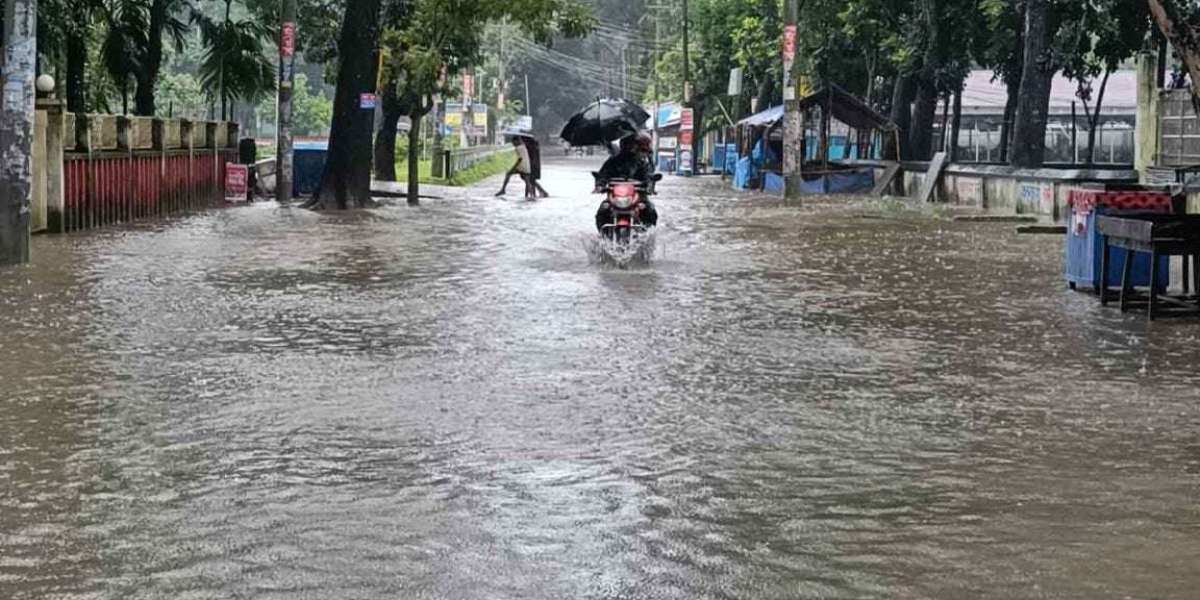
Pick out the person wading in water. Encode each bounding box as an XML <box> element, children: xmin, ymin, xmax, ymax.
<box><xmin>496</xmin><ymin>136</ymin><xmax>536</xmax><ymax>199</ymax></box>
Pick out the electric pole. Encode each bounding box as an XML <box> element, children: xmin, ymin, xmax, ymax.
<box><xmin>0</xmin><ymin>0</ymin><xmax>36</xmax><ymax>265</ymax></box>
<box><xmin>682</xmin><ymin>0</ymin><xmax>695</xmax><ymax>174</ymax></box>
<box><xmin>782</xmin><ymin>0</ymin><xmax>802</xmax><ymax>200</ymax></box>
<box><xmin>276</xmin><ymin>0</ymin><xmax>297</xmax><ymax>203</ymax></box>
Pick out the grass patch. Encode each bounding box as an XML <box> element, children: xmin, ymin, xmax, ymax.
<box><xmin>395</xmin><ymin>152</ymin><xmax>513</xmax><ymax>187</ymax></box>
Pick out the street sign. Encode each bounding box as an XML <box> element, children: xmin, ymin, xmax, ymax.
<box><xmin>728</xmin><ymin>67</ymin><xmax>743</xmax><ymax>96</ymax></box>
<box><xmin>224</xmin><ymin>163</ymin><xmax>248</xmax><ymax>199</ymax></box>
<box><xmin>783</xmin><ymin>25</ymin><xmax>797</xmax><ymax>62</ymax></box>
<box><xmin>359</xmin><ymin>93</ymin><xmax>377</xmax><ymax>109</ymax></box>
<box><xmin>281</xmin><ymin>22</ymin><xmax>295</xmax><ymax>57</ymax></box>
<box><xmin>681</xmin><ymin>108</ymin><xmax>694</xmax><ymax>131</ymax></box>
<box><xmin>516</xmin><ymin>115</ymin><xmax>533</xmax><ymax>131</ymax></box>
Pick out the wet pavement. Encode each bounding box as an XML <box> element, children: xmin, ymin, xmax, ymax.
<box><xmin>2</xmin><ymin>156</ymin><xmax>1200</xmax><ymax>599</ymax></box>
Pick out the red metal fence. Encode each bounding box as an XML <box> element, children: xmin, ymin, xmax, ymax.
<box><xmin>61</xmin><ymin>149</ymin><xmax>236</xmax><ymax>233</ymax></box>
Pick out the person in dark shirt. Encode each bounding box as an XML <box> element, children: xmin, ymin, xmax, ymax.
<box><xmin>595</xmin><ymin>135</ymin><xmax>650</xmax><ymax>188</ymax></box>
<box><xmin>525</xmin><ymin>137</ymin><xmax>550</xmax><ymax>198</ymax></box>
<box><xmin>594</xmin><ymin>134</ymin><xmax>658</xmax><ymax>232</ymax></box>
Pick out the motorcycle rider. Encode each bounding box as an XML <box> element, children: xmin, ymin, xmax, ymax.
<box><xmin>594</xmin><ymin>133</ymin><xmax>659</xmax><ymax>232</ymax></box>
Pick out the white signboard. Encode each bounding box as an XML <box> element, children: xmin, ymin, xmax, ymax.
<box><xmin>658</xmin><ymin>136</ymin><xmax>678</xmax><ymax>150</ymax></box>
<box><xmin>728</xmin><ymin>67</ymin><xmax>743</xmax><ymax>96</ymax></box>
<box><xmin>516</xmin><ymin>115</ymin><xmax>533</xmax><ymax>131</ymax></box>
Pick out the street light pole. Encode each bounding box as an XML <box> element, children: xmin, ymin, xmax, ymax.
<box><xmin>0</xmin><ymin>0</ymin><xmax>36</xmax><ymax>265</ymax></box>
<box><xmin>276</xmin><ymin>0</ymin><xmax>297</xmax><ymax>204</ymax></box>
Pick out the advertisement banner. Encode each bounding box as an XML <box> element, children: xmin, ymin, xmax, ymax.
<box><xmin>281</xmin><ymin>22</ymin><xmax>295</xmax><ymax>57</ymax></box>
<box><xmin>225</xmin><ymin>163</ymin><xmax>248</xmax><ymax>199</ymax></box>
<box><xmin>679</xmin><ymin>130</ymin><xmax>694</xmax><ymax>146</ymax></box>
<box><xmin>462</xmin><ymin>74</ymin><xmax>474</xmax><ymax>102</ymax></box>
<box><xmin>783</xmin><ymin>25</ymin><xmax>797</xmax><ymax>61</ymax></box>
<box><xmin>681</xmin><ymin>108</ymin><xmax>694</xmax><ymax>131</ymax></box>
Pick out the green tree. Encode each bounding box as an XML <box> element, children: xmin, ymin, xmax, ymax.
<box><xmin>193</xmin><ymin>0</ymin><xmax>277</xmax><ymax>121</ymax></box>
<box><xmin>1057</xmin><ymin>0</ymin><xmax>1151</xmax><ymax>164</ymax></box>
<box><xmin>369</xmin><ymin>0</ymin><xmax>593</xmax><ymax>205</ymax></box>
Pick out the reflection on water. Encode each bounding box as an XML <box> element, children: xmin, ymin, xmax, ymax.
<box><xmin>2</xmin><ymin>158</ymin><xmax>1200</xmax><ymax>599</ymax></box>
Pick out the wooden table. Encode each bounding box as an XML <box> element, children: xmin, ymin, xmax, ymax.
<box><xmin>1097</xmin><ymin>215</ymin><xmax>1200</xmax><ymax>320</ymax></box>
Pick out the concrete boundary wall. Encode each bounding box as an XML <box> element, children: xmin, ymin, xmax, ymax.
<box><xmin>889</xmin><ymin>162</ymin><xmax>1139</xmax><ymax>221</ymax></box>
<box><xmin>32</xmin><ymin>101</ymin><xmax>238</xmax><ymax>234</ymax></box>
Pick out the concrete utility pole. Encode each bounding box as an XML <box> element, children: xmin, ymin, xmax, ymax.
<box><xmin>681</xmin><ymin>0</ymin><xmax>690</xmax><ymax>101</ymax></box>
<box><xmin>276</xmin><ymin>0</ymin><xmax>297</xmax><ymax>203</ymax></box>
<box><xmin>782</xmin><ymin>0</ymin><xmax>803</xmax><ymax>200</ymax></box>
<box><xmin>0</xmin><ymin>0</ymin><xmax>37</xmax><ymax>265</ymax></box>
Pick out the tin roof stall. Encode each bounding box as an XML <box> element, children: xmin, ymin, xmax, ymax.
<box><xmin>732</xmin><ymin>106</ymin><xmax>783</xmax><ymax>191</ymax></box>
<box><xmin>794</xmin><ymin>85</ymin><xmax>897</xmax><ymax>194</ymax></box>
<box><xmin>734</xmin><ymin>86</ymin><xmax>896</xmax><ymax>195</ymax></box>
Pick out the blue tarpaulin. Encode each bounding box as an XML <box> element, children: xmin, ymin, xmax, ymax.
<box><xmin>734</xmin><ymin>157</ymin><xmax>753</xmax><ymax>189</ymax></box>
<box><xmin>797</xmin><ymin>168</ymin><xmax>876</xmax><ymax>194</ymax></box>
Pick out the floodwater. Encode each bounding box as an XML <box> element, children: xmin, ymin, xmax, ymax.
<box><xmin>2</xmin><ymin>156</ymin><xmax>1199</xmax><ymax>599</ymax></box>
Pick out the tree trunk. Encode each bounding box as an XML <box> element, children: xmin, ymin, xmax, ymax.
<box><xmin>909</xmin><ymin>78</ymin><xmax>938</xmax><ymax>160</ymax></box>
<box><xmin>887</xmin><ymin>74</ymin><xmax>916</xmax><ymax>160</ymax></box>
<box><xmin>1085</xmin><ymin>69</ymin><xmax>1111</xmax><ymax>165</ymax></box>
<box><xmin>373</xmin><ymin>86</ymin><xmax>403</xmax><ymax>182</ymax></box>
<box><xmin>949</xmin><ymin>88</ymin><xmax>963</xmax><ymax>161</ymax></box>
<box><xmin>999</xmin><ymin>79</ymin><xmax>1020</xmax><ymax>163</ymax></box>
<box><xmin>1010</xmin><ymin>0</ymin><xmax>1054</xmax><ymax>168</ymax></box>
<box><xmin>1148</xmin><ymin>0</ymin><xmax>1200</xmax><ymax>115</ymax></box>
<box><xmin>407</xmin><ymin>112</ymin><xmax>422</xmax><ymax>205</ymax></box>
<box><xmin>999</xmin><ymin>0</ymin><xmax>1025</xmax><ymax>163</ymax></box>
<box><xmin>308</xmin><ymin>0</ymin><xmax>383</xmax><ymax>209</ymax></box>
<box><xmin>134</xmin><ymin>0</ymin><xmax>167</xmax><ymax>116</ymax></box>
<box><xmin>65</xmin><ymin>30</ymin><xmax>87</xmax><ymax>113</ymax></box>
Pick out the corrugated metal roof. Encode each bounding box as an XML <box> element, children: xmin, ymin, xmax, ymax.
<box><xmin>960</xmin><ymin>69</ymin><xmax>1137</xmax><ymax>116</ymax></box>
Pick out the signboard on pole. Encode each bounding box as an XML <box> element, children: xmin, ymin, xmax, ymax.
<box><xmin>681</xmin><ymin>108</ymin><xmax>694</xmax><ymax>131</ymax></box>
<box><xmin>472</xmin><ymin>103</ymin><xmax>488</xmax><ymax>127</ymax></box>
<box><xmin>359</xmin><ymin>93</ymin><xmax>377</xmax><ymax>109</ymax></box>
<box><xmin>462</xmin><ymin>74</ymin><xmax>474</xmax><ymax>102</ymax></box>
<box><xmin>516</xmin><ymin>115</ymin><xmax>533</xmax><ymax>131</ymax></box>
<box><xmin>679</xmin><ymin>130</ymin><xmax>694</xmax><ymax>147</ymax></box>
<box><xmin>728</xmin><ymin>67</ymin><xmax>743</xmax><ymax>97</ymax></box>
<box><xmin>225</xmin><ymin>163</ymin><xmax>248</xmax><ymax>200</ymax></box>
<box><xmin>281</xmin><ymin>22</ymin><xmax>295</xmax><ymax>57</ymax></box>
<box><xmin>782</xmin><ymin>24</ymin><xmax>798</xmax><ymax>102</ymax></box>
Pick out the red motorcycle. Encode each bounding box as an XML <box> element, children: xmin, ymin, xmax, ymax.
<box><xmin>593</xmin><ymin>173</ymin><xmax>661</xmax><ymax>245</ymax></box>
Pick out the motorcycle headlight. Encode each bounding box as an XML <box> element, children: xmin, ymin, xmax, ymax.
<box><xmin>610</xmin><ymin>194</ymin><xmax>636</xmax><ymax>209</ymax></box>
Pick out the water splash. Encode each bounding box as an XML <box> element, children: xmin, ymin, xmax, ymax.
<box><xmin>581</xmin><ymin>228</ymin><xmax>658</xmax><ymax>267</ymax></box>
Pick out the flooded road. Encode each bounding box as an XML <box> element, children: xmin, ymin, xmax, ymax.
<box><xmin>2</xmin><ymin>156</ymin><xmax>1199</xmax><ymax>599</ymax></box>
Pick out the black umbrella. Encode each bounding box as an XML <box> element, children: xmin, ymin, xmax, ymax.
<box><xmin>559</xmin><ymin>98</ymin><xmax>651</xmax><ymax>147</ymax></box>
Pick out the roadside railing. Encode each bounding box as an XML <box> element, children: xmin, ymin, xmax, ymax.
<box><xmin>443</xmin><ymin>145</ymin><xmax>509</xmax><ymax>179</ymax></box>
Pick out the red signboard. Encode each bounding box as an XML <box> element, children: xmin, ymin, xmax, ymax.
<box><xmin>462</xmin><ymin>74</ymin><xmax>474</xmax><ymax>101</ymax></box>
<box><xmin>679</xmin><ymin>130</ymin><xmax>694</xmax><ymax>146</ymax></box>
<box><xmin>225</xmin><ymin>163</ymin><xmax>248</xmax><ymax>198</ymax></box>
<box><xmin>681</xmin><ymin>108</ymin><xmax>694</xmax><ymax>131</ymax></box>
<box><xmin>783</xmin><ymin>25</ymin><xmax>797</xmax><ymax>61</ymax></box>
<box><xmin>281</xmin><ymin>22</ymin><xmax>295</xmax><ymax>58</ymax></box>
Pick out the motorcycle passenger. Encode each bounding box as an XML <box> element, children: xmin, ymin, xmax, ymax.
<box><xmin>595</xmin><ymin>135</ymin><xmax>659</xmax><ymax>232</ymax></box>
